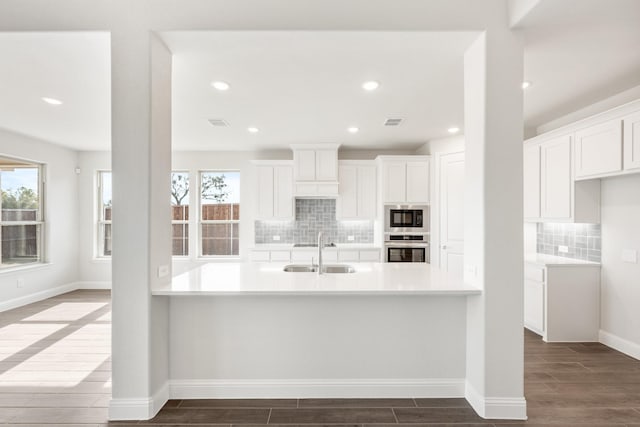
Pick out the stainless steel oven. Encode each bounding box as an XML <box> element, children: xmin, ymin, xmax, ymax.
<box><xmin>384</xmin><ymin>205</ymin><xmax>429</xmax><ymax>233</ymax></box>
<box><xmin>384</xmin><ymin>234</ymin><xmax>430</xmax><ymax>263</ymax></box>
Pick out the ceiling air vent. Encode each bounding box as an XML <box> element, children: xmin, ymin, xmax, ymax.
<box><xmin>384</xmin><ymin>117</ymin><xmax>404</xmax><ymax>127</ymax></box>
<box><xmin>208</xmin><ymin>118</ymin><xmax>229</xmax><ymax>127</ymax></box>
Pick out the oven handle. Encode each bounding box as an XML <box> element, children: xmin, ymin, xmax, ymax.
<box><xmin>384</xmin><ymin>243</ymin><xmax>430</xmax><ymax>248</ymax></box>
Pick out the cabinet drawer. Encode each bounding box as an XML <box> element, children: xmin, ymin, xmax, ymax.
<box><xmin>270</xmin><ymin>250</ymin><xmax>291</xmax><ymax>262</ymax></box>
<box><xmin>323</xmin><ymin>251</ymin><xmax>338</xmax><ymax>262</ymax></box>
<box><xmin>290</xmin><ymin>251</ymin><xmax>313</xmax><ymax>262</ymax></box>
<box><xmin>525</xmin><ymin>264</ymin><xmax>545</xmax><ymax>282</ymax></box>
<box><xmin>359</xmin><ymin>249</ymin><xmax>380</xmax><ymax>262</ymax></box>
<box><xmin>338</xmin><ymin>250</ymin><xmax>360</xmax><ymax>262</ymax></box>
<box><xmin>249</xmin><ymin>251</ymin><xmax>270</xmax><ymax>262</ymax></box>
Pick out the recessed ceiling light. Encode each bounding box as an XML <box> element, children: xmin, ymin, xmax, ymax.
<box><xmin>522</xmin><ymin>81</ymin><xmax>531</xmax><ymax>90</ymax></box>
<box><xmin>42</xmin><ymin>97</ymin><xmax>63</xmax><ymax>105</ymax></box>
<box><xmin>347</xmin><ymin>127</ymin><xmax>359</xmax><ymax>134</ymax></box>
<box><xmin>448</xmin><ymin>127</ymin><xmax>460</xmax><ymax>134</ymax></box>
<box><xmin>362</xmin><ymin>81</ymin><xmax>380</xmax><ymax>91</ymax></box>
<box><xmin>247</xmin><ymin>127</ymin><xmax>259</xmax><ymax>133</ymax></box>
<box><xmin>211</xmin><ymin>81</ymin><xmax>230</xmax><ymax>91</ymax></box>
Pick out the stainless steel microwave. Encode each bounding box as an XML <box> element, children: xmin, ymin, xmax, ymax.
<box><xmin>384</xmin><ymin>205</ymin><xmax>429</xmax><ymax>233</ymax></box>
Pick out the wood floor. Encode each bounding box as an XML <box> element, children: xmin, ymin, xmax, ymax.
<box><xmin>1</xmin><ymin>290</ymin><xmax>640</xmax><ymax>426</ymax></box>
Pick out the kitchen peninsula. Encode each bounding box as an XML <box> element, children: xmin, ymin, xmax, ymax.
<box><xmin>153</xmin><ymin>262</ymin><xmax>480</xmax><ymax>400</ymax></box>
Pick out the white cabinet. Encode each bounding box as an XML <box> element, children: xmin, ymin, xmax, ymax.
<box><xmin>249</xmin><ymin>249</ymin><xmax>291</xmax><ymax>262</ymax></box>
<box><xmin>292</xmin><ymin>144</ymin><xmax>340</xmax><ymax>196</ymax></box>
<box><xmin>253</xmin><ymin>161</ymin><xmax>294</xmax><ymax>220</ymax></box>
<box><xmin>524</xmin><ymin>262</ymin><xmax>600</xmax><ymax>342</ymax></box>
<box><xmin>574</xmin><ymin>119</ymin><xmax>623</xmax><ymax>179</ymax></box>
<box><xmin>624</xmin><ymin>111</ymin><xmax>640</xmax><ymax>171</ymax></box>
<box><xmin>378</xmin><ymin>156</ymin><xmax>430</xmax><ymax>204</ymax></box>
<box><xmin>524</xmin><ymin>135</ymin><xmax>600</xmax><ymax>223</ymax></box>
<box><xmin>541</xmin><ymin>135</ymin><xmax>572</xmax><ymax>220</ymax></box>
<box><xmin>523</xmin><ymin>143</ymin><xmax>541</xmax><ymax>219</ymax></box>
<box><xmin>250</xmin><ymin>247</ymin><xmax>380</xmax><ymax>263</ymax></box>
<box><xmin>337</xmin><ymin>162</ymin><xmax>377</xmax><ymax>220</ymax></box>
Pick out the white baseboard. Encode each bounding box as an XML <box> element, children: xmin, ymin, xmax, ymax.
<box><xmin>170</xmin><ymin>378</ymin><xmax>465</xmax><ymax>399</ymax></box>
<box><xmin>76</xmin><ymin>281</ymin><xmax>112</xmax><ymax>290</ymax></box>
<box><xmin>465</xmin><ymin>381</ymin><xmax>527</xmax><ymax>420</ymax></box>
<box><xmin>0</xmin><ymin>282</ymin><xmax>79</xmax><ymax>313</ymax></box>
<box><xmin>599</xmin><ymin>329</ymin><xmax>640</xmax><ymax>360</ymax></box>
<box><xmin>109</xmin><ymin>381</ymin><xmax>168</xmax><ymax>421</ymax></box>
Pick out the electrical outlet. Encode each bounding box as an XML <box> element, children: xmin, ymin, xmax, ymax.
<box><xmin>272</xmin><ymin>235</ymin><xmax>281</xmax><ymax>241</ymax></box>
<box><xmin>558</xmin><ymin>245</ymin><xmax>569</xmax><ymax>254</ymax></box>
<box><xmin>158</xmin><ymin>265</ymin><xmax>169</xmax><ymax>278</ymax></box>
<box><xmin>347</xmin><ymin>235</ymin><xmax>355</xmax><ymax>241</ymax></box>
<box><xmin>16</xmin><ymin>277</ymin><xmax>24</xmax><ymax>288</ymax></box>
<box><xmin>622</xmin><ymin>249</ymin><xmax>638</xmax><ymax>264</ymax></box>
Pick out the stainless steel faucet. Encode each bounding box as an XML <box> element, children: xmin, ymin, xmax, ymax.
<box><xmin>317</xmin><ymin>231</ymin><xmax>324</xmax><ymax>275</ymax></box>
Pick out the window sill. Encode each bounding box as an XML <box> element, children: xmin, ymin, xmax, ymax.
<box><xmin>0</xmin><ymin>262</ymin><xmax>52</xmax><ymax>275</ymax></box>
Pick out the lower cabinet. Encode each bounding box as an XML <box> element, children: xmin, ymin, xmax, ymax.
<box><xmin>250</xmin><ymin>248</ymin><xmax>381</xmax><ymax>263</ymax></box>
<box><xmin>524</xmin><ymin>262</ymin><xmax>600</xmax><ymax>342</ymax></box>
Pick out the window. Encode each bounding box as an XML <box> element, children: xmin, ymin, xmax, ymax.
<box><xmin>0</xmin><ymin>157</ymin><xmax>44</xmax><ymax>269</ymax></box>
<box><xmin>171</xmin><ymin>171</ymin><xmax>189</xmax><ymax>256</ymax></box>
<box><xmin>97</xmin><ymin>171</ymin><xmax>112</xmax><ymax>257</ymax></box>
<box><xmin>200</xmin><ymin>171</ymin><xmax>240</xmax><ymax>256</ymax></box>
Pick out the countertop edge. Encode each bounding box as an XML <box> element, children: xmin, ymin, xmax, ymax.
<box><xmin>152</xmin><ymin>289</ymin><xmax>481</xmax><ymax>296</ymax></box>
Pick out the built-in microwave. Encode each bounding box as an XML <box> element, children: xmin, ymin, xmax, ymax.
<box><xmin>384</xmin><ymin>205</ymin><xmax>429</xmax><ymax>233</ymax></box>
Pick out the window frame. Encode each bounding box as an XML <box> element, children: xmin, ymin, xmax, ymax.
<box><xmin>96</xmin><ymin>170</ymin><xmax>112</xmax><ymax>258</ymax></box>
<box><xmin>198</xmin><ymin>169</ymin><xmax>240</xmax><ymax>258</ymax></box>
<box><xmin>171</xmin><ymin>170</ymin><xmax>190</xmax><ymax>258</ymax></box>
<box><xmin>0</xmin><ymin>157</ymin><xmax>46</xmax><ymax>271</ymax></box>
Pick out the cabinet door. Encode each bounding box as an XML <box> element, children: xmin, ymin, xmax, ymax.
<box><xmin>315</xmin><ymin>149</ymin><xmax>338</xmax><ymax>181</ymax></box>
<box><xmin>338</xmin><ymin>165</ymin><xmax>358</xmax><ymax>218</ymax></box>
<box><xmin>406</xmin><ymin>161</ymin><xmax>429</xmax><ymax>203</ymax></box>
<box><xmin>359</xmin><ymin>249</ymin><xmax>380</xmax><ymax>262</ymax></box>
<box><xmin>274</xmin><ymin>166</ymin><xmax>293</xmax><ymax>219</ymax></box>
<box><xmin>382</xmin><ymin>162</ymin><xmax>407</xmax><ymax>203</ymax></box>
<box><xmin>575</xmin><ymin>119</ymin><xmax>622</xmax><ymax>178</ymax></box>
<box><xmin>357</xmin><ymin>165</ymin><xmax>377</xmax><ymax>219</ymax></box>
<box><xmin>624</xmin><ymin>111</ymin><xmax>640</xmax><ymax>171</ymax></box>
<box><xmin>523</xmin><ymin>144</ymin><xmax>541</xmax><ymax>219</ymax></box>
<box><xmin>255</xmin><ymin>166</ymin><xmax>274</xmax><ymax>218</ymax></box>
<box><xmin>295</xmin><ymin>150</ymin><xmax>316</xmax><ymax>181</ymax></box>
<box><xmin>541</xmin><ymin>135</ymin><xmax>572</xmax><ymax>220</ymax></box>
<box><xmin>524</xmin><ymin>279</ymin><xmax>545</xmax><ymax>334</ymax></box>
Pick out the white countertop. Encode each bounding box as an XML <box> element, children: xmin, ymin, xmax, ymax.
<box><xmin>525</xmin><ymin>253</ymin><xmax>601</xmax><ymax>267</ymax></box>
<box><xmin>153</xmin><ymin>262</ymin><xmax>480</xmax><ymax>296</ymax></box>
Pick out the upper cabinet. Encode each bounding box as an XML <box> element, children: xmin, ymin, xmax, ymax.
<box><xmin>574</xmin><ymin>119</ymin><xmax>623</xmax><ymax>179</ymax></box>
<box><xmin>523</xmin><ymin>143</ymin><xmax>541</xmax><ymax>220</ymax></box>
<box><xmin>524</xmin><ymin>135</ymin><xmax>600</xmax><ymax>223</ymax></box>
<box><xmin>337</xmin><ymin>161</ymin><xmax>377</xmax><ymax>220</ymax></box>
<box><xmin>378</xmin><ymin>156</ymin><xmax>430</xmax><ymax>204</ymax></box>
<box><xmin>623</xmin><ymin>111</ymin><xmax>640</xmax><ymax>171</ymax></box>
<box><xmin>292</xmin><ymin>144</ymin><xmax>339</xmax><ymax>196</ymax></box>
<box><xmin>253</xmin><ymin>161</ymin><xmax>294</xmax><ymax>220</ymax></box>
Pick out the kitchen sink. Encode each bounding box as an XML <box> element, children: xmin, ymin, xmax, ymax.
<box><xmin>283</xmin><ymin>264</ymin><xmax>356</xmax><ymax>273</ymax></box>
<box><xmin>283</xmin><ymin>265</ymin><xmax>318</xmax><ymax>272</ymax></box>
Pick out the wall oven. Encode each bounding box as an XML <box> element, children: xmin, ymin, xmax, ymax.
<box><xmin>384</xmin><ymin>205</ymin><xmax>429</xmax><ymax>233</ymax></box>
<box><xmin>384</xmin><ymin>234</ymin><xmax>430</xmax><ymax>263</ymax></box>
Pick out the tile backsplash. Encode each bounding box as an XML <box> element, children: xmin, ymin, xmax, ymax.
<box><xmin>536</xmin><ymin>223</ymin><xmax>601</xmax><ymax>262</ymax></box>
<box><xmin>254</xmin><ymin>199</ymin><xmax>374</xmax><ymax>244</ymax></box>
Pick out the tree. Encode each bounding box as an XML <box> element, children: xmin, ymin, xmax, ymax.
<box><xmin>1</xmin><ymin>187</ymin><xmax>38</xmax><ymax>209</ymax></box>
<box><xmin>201</xmin><ymin>174</ymin><xmax>229</xmax><ymax>203</ymax></box>
<box><xmin>171</xmin><ymin>174</ymin><xmax>189</xmax><ymax>206</ymax></box>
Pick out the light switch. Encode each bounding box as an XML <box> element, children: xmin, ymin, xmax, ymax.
<box><xmin>347</xmin><ymin>235</ymin><xmax>355</xmax><ymax>241</ymax></box>
<box><xmin>558</xmin><ymin>245</ymin><xmax>569</xmax><ymax>254</ymax></box>
<box><xmin>622</xmin><ymin>249</ymin><xmax>637</xmax><ymax>264</ymax></box>
<box><xmin>272</xmin><ymin>235</ymin><xmax>281</xmax><ymax>241</ymax></box>
<box><xmin>158</xmin><ymin>265</ymin><xmax>169</xmax><ymax>278</ymax></box>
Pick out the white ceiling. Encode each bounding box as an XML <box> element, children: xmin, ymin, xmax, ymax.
<box><xmin>165</xmin><ymin>31</ymin><xmax>475</xmax><ymax>151</ymax></box>
<box><xmin>0</xmin><ymin>0</ymin><xmax>638</xmax><ymax>151</ymax></box>
<box><xmin>0</xmin><ymin>32</ymin><xmax>111</xmax><ymax>151</ymax></box>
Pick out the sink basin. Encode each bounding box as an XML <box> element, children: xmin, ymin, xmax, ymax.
<box><xmin>283</xmin><ymin>264</ymin><xmax>355</xmax><ymax>273</ymax></box>
<box><xmin>283</xmin><ymin>264</ymin><xmax>318</xmax><ymax>272</ymax></box>
<box><xmin>322</xmin><ymin>264</ymin><xmax>356</xmax><ymax>274</ymax></box>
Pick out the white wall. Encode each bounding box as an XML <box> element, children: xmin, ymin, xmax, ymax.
<box><xmin>599</xmin><ymin>173</ymin><xmax>640</xmax><ymax>358</ymax></box>
<box><xmin>0</xmin><ymin>129</ymin><xmax>80</xmax><ymax>310</ymax></box>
